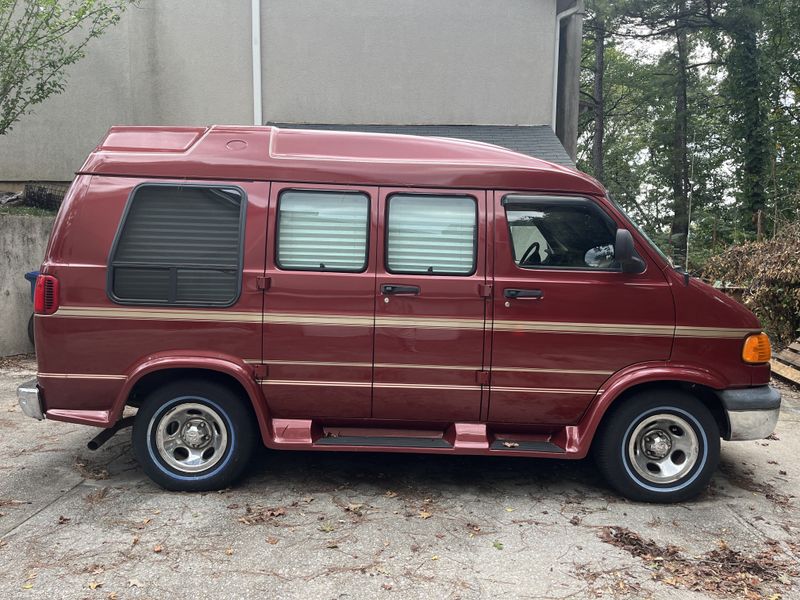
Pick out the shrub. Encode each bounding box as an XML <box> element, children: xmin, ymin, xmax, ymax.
<box><xmin>703</xmin><ymin>222</ymin><xmax>800</xmax><ymax>346</ymax></box>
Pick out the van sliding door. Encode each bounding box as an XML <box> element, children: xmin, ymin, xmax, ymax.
<box><xmin>371</xmin><ymin>188</ymin><xmax>489</xmax><ymax>421</ymax></box>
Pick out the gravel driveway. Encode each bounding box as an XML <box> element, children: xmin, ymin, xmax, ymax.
<box><xmin>1</xmin><ymin>355</ymin><xmax>798</xmax><ymax>599</ymax></box>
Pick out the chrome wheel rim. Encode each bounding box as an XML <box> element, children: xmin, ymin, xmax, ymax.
<box><xmin>153</xmin><ymin>402</ymin><xmax>228</xmax><ymax>474</ymax></box>
<box><xmin>628</xmin><ymin>413</ymin><xmax>699</xmax><ymax>485</ymax></box>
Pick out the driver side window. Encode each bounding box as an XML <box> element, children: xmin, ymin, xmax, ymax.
<box><xmin>505</xmin><ymin>197</ymin><xmax>617</xmax><ymax>270</ymax></box>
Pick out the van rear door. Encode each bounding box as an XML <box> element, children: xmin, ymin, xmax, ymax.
<box><xmin>260</xmin><ymin>183</ymin><xmax>378</xmax><ymax>418</ymax></box>
<box><xmin>372</xmin><ymin>188</ymin><xmax>488</xmax><ymax>421</ymax></box>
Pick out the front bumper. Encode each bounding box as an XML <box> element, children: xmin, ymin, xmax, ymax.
<box><xmin>17</xmin><ymin>379</ymin><xmax>44</xmax><ymax>420</ymax></box>
<box><xmin>716</xmin><ymin>385</ymin><xmax>781</xmax><ymax>441</ymax></box>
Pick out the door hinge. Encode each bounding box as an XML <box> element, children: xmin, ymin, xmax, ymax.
<box><xmin>478</xmin><ymin>283</ymin><xmax>493</xmax><ymax>298</ymax></box>
<box><xmin>252</xmin><ymin>363</ymin><xmax>268</xmax><ymax>380</ymax></box>
<box><xmin>475</xmin><ymin>370</ymin><xmax>491</xmax><ymax>385</ymax></box>
<box><xmin>256</xmin><ymin>275</ymin><xmax>271</xmax><ymax>290</ymax></box>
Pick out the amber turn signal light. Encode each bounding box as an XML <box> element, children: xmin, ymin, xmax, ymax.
<box><xmin>742</xmin><ymin>333</ymin><xmax>771</xmax><ymax>364</ymax></box>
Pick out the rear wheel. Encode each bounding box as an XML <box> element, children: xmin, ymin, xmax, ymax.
<box><xmin>132</xmin><ymin>380</ymin><xmax>257</xmax><ymax>491</ymax></box>
<box><xmin>594</xmin><ymin>390</ymin><xmax>720</xmax><ymax>503</ymax></box>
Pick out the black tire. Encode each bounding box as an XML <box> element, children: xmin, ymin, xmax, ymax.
<box><xmin>28</xmin><ymin>314</ymin><xmax>35</xmax><ymax>348</ymax></box>
<box><xmin>593</xmin><ymin>389</ymin><xmax>720</xmax><ymax>503</ymax></box>
<box><xmin>132</xmin><ymin>379</ymin><xmax>257</xmax><ymax>491</ymax></box>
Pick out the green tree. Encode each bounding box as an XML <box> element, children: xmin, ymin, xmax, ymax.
<box><xmin>0</xmin><ymin>0</ymin><xmax>128</xmax><ymax>135</ymax></box>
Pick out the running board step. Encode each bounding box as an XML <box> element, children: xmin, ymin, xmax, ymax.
<box><xmin>316</xmin><ymin>436</ymin><xmax>451</xmax><ymax>448</ymax></box>
<box><xmin>490</xmin><ymin>439</ymin><xmax>565</xmax><ymax>453</ymax></box>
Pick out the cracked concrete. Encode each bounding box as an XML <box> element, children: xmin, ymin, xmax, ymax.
<box><xmin>1</xmin><ymin>356</ymin><xmax>798</xmax><ymax>599</ymax></box>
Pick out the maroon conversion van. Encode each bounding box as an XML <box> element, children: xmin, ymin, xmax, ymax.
<box><xmin>17</xmin><ymin>126</ymin><xmax>780</xmax><ymax>502</ymax></box>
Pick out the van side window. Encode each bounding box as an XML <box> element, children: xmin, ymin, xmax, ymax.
<box><xmin>386</xmin><ymin>194</ymin><xmax>477</xmax><ymax>275</ymax></box>
<box><xmin>504</xmin><ymin>197</ymin><xmax>617</xmax><ymax>270</ymax></box>
<box><xmin>109</xmin><ymin>185</ymin><xmax>245</xmax><ymax>306</ymax></box>
<box><xmin>276</xmin><ymin>190</ymin><xmax>369</xmax><ymax>272</ymax></box>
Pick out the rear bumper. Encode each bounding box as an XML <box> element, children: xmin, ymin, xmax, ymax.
<box><xmin>716</xmin><ymin>385</ymin><xmax>781</xmax><ymax>441</ymax></box>
<box><xmin>17</xmin><ymin>378</ymin><xmax>44</xmax><ymax>420</ymax></box>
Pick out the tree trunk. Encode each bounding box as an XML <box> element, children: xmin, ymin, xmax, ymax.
<box><xmin>592</xmin><ymin>19</ymin><xmax>605</xmax><ymax>182</ymax></box>
<box><xmin>728</xmin><ymin>0</ymin><xmax>769</xmax><ymax>232</ymax></box>
<box><xmin>670</xmin><ymin>12</ymin><xmax>690</xmax><ymax>267</ymax></box>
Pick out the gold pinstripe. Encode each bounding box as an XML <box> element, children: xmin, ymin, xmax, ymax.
<box><xmin>258</xmin><ymin>379</ymin><xmax>599</xmax><ymax>394</ymax></box>
<box><xmin>38</xmin><ymin>372</ymin><xmax>127</xmax><ymax>380</ymax></box>
<box><xmin>46</xmin><ymin>306</ymin><xmax>755</xmax><ymax>339</ymax></box>
<box><xmin>252</xmin><ymin>359</ymin><xmax>610</xmax><ymax>376</ymax></box>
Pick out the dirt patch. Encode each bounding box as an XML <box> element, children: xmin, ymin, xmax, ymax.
<box><xmin>600</xmin><ymin>526</ymin><xmax>797</xmax><ymax>599</ymax></box>
<box><xmin>0</xmin><ymin>354</ymin><xmax>35</xmax><ymax>370</ymax></box>
<box><xmin>719</xmin><ymin>462</ymin><xmax>792</xmax><ymax>506</ymax></box>
<box><xmin>73</xmin><ymin>457</ymin><xmax>110</xmax><ymax>481</ymax></box>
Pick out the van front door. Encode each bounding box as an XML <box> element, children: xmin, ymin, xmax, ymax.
<box><xmin>261</xmin><ymin>183</ymin><xmax>378</xmax><ymax>418</ymax></box>
<box><xmin>488</xmin><ymin>192</ymin><xmax>674</xmax><ymax>425</ymax></box>
<box><xmin>372</xmin><ymin>189</ymin><xmax>488</xmax><ymax>421</ymax></box>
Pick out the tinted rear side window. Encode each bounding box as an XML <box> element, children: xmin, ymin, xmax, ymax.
<box><xmin>109</xmin><ymin>185</ymin><xmax>245</xmax><ymax>306</ymax></box>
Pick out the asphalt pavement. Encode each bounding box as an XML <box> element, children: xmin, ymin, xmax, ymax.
<box><xmin>1</xmin><ymin>355</ymin><xmax>798</xmax><ymax>599</ymax></box>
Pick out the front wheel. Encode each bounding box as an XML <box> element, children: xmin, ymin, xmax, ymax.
<box><xmin>132</xmin><ymin>380</ymin><xmax>257</xmax><ymax>491</ymax></box>
<box><xmin>594</xmin><ymin>390</ymin><xmax>720</xmax><ymax>503</ymax></box>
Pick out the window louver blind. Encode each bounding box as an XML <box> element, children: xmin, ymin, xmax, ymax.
<box><xmin>277</xmin><ymin>191</ymin><xmax>369</xmax><ymax>272</ymax></box>
<box><xmin>387</xmin><ymin>195</ymin><xmax>476</xmax><ymax>275</ymax></box>
<box><xmin>110</xmin><ymin>186</ymin><xmax>244</xmax><ymax>305</ymax></box>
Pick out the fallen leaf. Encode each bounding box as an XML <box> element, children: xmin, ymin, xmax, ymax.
<box><xmin>225</xmin><ymin>547</ymin><xmax>233</xmax><ymax>556</ymax></box>
<box><xmin>131</xmin><ymin>536</ymin><xmax>140</xmax><ymax>546</ymax></box>
<box><xmin>21</xmin><ymin>583</ymin><xmax>33</xmax><ymax>590</ymax></box>
<box><xmin>238</xmin><ymin>505</ymin><xmax>287</xmax><ymax>524</ymax></box>
<box><xmin>326</xmin><ymin>541</ymin><xmax>339</xmax><ymax>549</ymax></box>
<box><xmin>431</xmin><ymin>555</ymin><xmax>439</xmax><ymax>561</ymax></box>
<box><xmin>266</xmin><ymin>536</ymin><xmax>279</xmax><ymax>545</ymax></box>
<box><xmin>570</xmin><ymin>516</ymin><xmax>581</xmax><ymax>526</ymax></box>
<box><xmin>88</xmin><ymin>581</ymin><xmax>102</xmax><ymax>590</ymax></box>
<box><xmin>419</xmin><ymin>510</ymin><xmax>432</xmax><ymax>519</ymax></box>
<box><xmin>153</xmin><ymin>544</ymin><xmax>163</xmax><ymax>553</ymax></box>
<box><xmin>493</xmin><ymin>541</ymin><xmax>504</xmax><ymax>550</ymax></box>
<box><xmin>384</xmin><ymin>490</ymin><xmax>398</xmax><ymax>498</ymax></box>
<box><xmin>107</xmin><ymin>593</ymin><xmax>118</xmax><ymax>600</ymax></box>
<box><xmin>505</xmin><ymin>507</ymin><xmax>515</xmax><ymax>512</ymax></box>
<box><xmin>345</xmin><ymin>503</ymin><xmax>364</xmax><ymax>516</ymax></box>
<box><xmin>318</xmin><ymin>522</ymin><xmax>336</xmax><ymax>533</ymax></box>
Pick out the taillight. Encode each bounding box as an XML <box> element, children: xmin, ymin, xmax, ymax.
<box><xmin>34</xmin><ymin>274</ymin><xmax>60</xmax><ymax>315</ymax></box>
<box><xmin>742</xmin><ymin>332</ymin><xmax>771</xmax><ymax>364</ymax></box>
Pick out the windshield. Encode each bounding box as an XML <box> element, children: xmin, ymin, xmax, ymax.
<box><xmin>607</xmin><ymin>196</ymin><xmax>673</xmax><ymax>267</ymax></box>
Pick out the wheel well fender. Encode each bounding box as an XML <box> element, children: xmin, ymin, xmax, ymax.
<box><xmin>112</xmin><ymin>352</ymin><xmax>271</xmax><ymax>442</ymax></box>
<box><xmin>573</xmin><ymin>363</ymin><xmax>730</xmax><ymax>456</ymax></box>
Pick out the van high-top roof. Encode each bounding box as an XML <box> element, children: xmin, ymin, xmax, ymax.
<box><xmin>79</xmin><ymin>125</ymin><xmax>604</xmax><ymax>194</ymax></box>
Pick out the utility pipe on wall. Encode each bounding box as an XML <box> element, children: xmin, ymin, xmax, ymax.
<box><xmin>251</xmin><ymin>0</ymin><xmax>262</xmax><ymax>126</ymax></box>
<box><xmin>551</xmin><ymin>3</ymin><xmax>580</xmax><ymax>132</ymax></box>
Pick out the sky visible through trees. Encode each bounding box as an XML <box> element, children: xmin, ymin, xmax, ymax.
<box><xmin>579</xmin><ymin>0</ymin><xmax>800</xmax><ymax>271</ymax></box>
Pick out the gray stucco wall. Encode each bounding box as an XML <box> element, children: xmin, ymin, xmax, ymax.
<box><xmin>0</xmin><ymin>0</ymin><xmax>560</xmax><ymax>181</ymax></box>
<box><xmin>0</xmin><ymin>216</ymin><xmax>55</xmax><ymax>356</ymax></box>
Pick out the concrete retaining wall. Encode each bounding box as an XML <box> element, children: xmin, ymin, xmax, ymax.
<box><xmin>1</xmin><ymin>215</ymin><xmax>55</xmax><ymax>356</ymax></box>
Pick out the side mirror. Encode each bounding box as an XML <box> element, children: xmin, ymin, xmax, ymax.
<box><xmin>615</xmin><ymin>229</ymin><xmax>646</xmax><ymax>274</ymax></box>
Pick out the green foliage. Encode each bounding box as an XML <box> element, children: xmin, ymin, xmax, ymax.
<box><xmin>703</xmin><ymin>222</ymin><xmax>800</xmax><ymax>344</ymax></box>
<box><xmin>580</xmin><ymin>0</ymin><xmax>800</xmax><ymax>275</ymax></box>
<box><xmin>0</xmin><ymin>0</ymin><xmax>129</xmax><ymax>135</ymax></box>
